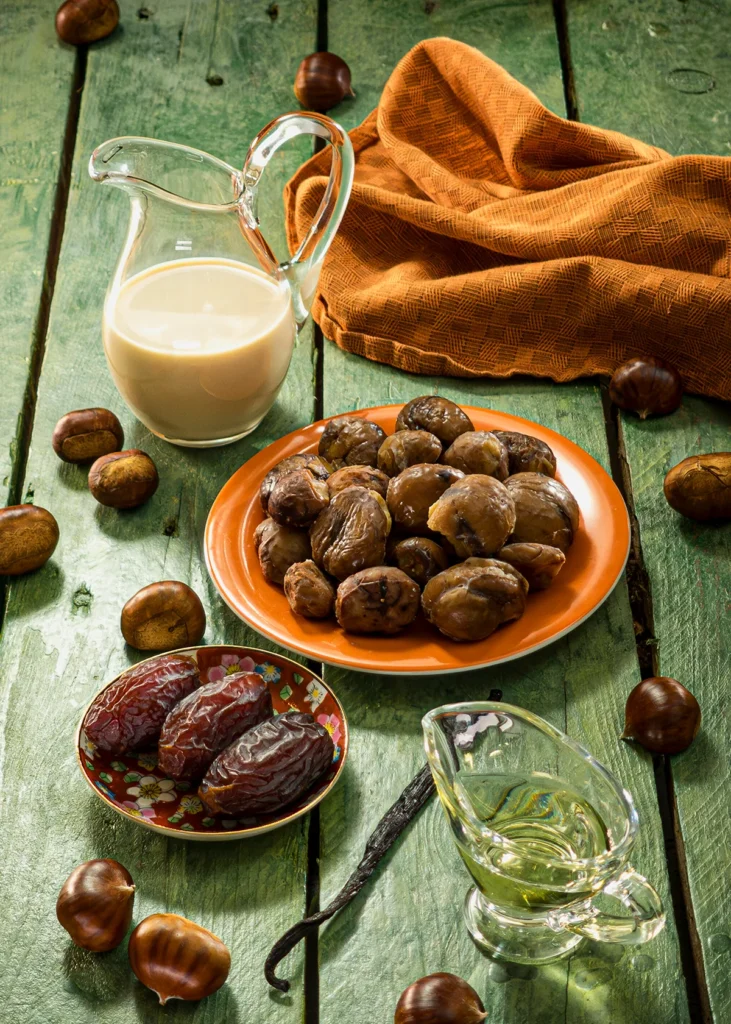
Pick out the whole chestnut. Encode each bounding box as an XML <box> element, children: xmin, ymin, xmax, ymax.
<box><xmin>663</xmin><ymin>453</ymin><xmax>731</xmax><ymax>521</ymax></box>
<box><xmin>88</xmin><ymin>449</ymin><xmax>159</xmax><ymax>509</ymax></box>
<box><xmin>55</xmin><ymin>0</ymin><xmax>119</xmax><ymax>45</ymax></box>
<box><xmin>294</xmin><ymin>52</ymin><xmax>355</xmax><ymax>112</ymax></box>
<box><xmin>129</xmin><ymin>913</ymin><xmax>230</xmax><ymax>1005</ymax></box>
<box><xmin>622</xmin><ymin>677</ymin><xmax>701</xmax><ymax>754</ymax></box>
<box><xmin>609</xmin><ymin>356</ymin><xmax>682</xmax><ymax>419</ymax></box>
<box><xmin>52</xmin><ymin>407</ymin><xmax>124</xmax><ymax>463</ymax></box>
<box><xmin>121</xmin><ymin>581</ymin><xmax>206</xmax><ymax>651</ymax></box>
<box><xmin>0</xmin><ymin>505</ymin><xmax>59</xmax><ymax>575</ymax></box>
<box><xmin>56</xmin><ymin>859</ymin><xmax>135</xmax><ymax>952</ymax></box>
<box><xmin>396</xmin><ymin>396</ymin><xmax>474</xmax><ymax>446</ymax></box>
<box><xmin>395</xmin><ymin>972</ymin><xmax>487</xmax><ymax>1024</ymax></box>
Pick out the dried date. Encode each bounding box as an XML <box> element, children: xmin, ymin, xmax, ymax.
<box><xmin>84</xmin><ymin>654</ymin><xmax>199</xmax><ymax>755</ymax></box>
<box><xmin>158</xmin><ymin>672</ymin><xmax>272</xmax><ymax>781</ymax></box>
<box><xmin>199</xmin><ymin>711</ymin><xmax>334</xmax><ymax>817</ymax></box>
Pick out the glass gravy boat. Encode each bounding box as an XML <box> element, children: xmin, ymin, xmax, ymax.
<box><xmin>90</xmin><ymin>114</ymin><xmax>353</xmax><ymax>447</ymax></box>
<box><xmin>423</xmin><ymin>702</ymin><xmax>665</xmax><ymax>965</ymax></box>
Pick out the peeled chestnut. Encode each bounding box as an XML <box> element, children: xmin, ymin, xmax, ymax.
<box><xmin>56</xmin><ymin>859</ymin><xmax>134</xmax><ymax>952</ymax></box>
<box><xmin>56</xmin><ymin>0</ymin><xmax>119</xmax><ymax>45</ymax></box>
<box><xmin>0</xmin><ymin>504</ymin><xmax>59</xmax><ymax>575</ymax></box>
<box><xmin>121</xmin><ymin>581</ymin><xmax>206</xmax><ymax>650</ymax></box>
<box><xmin>395</xmin><ymin>972</ymin><xmax>487</xmax><ymax>1024</ymax></box>
<box><xmin>129</xmin><ymin>913</ymin><xmax>230</xmax><ymax>1005</ymax></box>
<box><xmin>294</xmin><ymin>52</ymin><xmax>354</xmax><ymax>112</ymax></box>
<box><xmin>53</xmin><ymin>407</ymin><xmax>124</xmax><ymax>463</ymax></box>
<box><xmin>663</xmin><ymin>453</ymin><xmax>731</xmax><ymax>521</ymax></box>
<box><xmin>88</xmin><ymin>449</ymin><xmax>159</xmax><ymax>509</ymax></box>
<box><xmin>622</xmin><ymin>677</ymin><xmax>701</xmax><ymax>754</ymax></box>
<box><xmin>609</xmin><ymin>356</ymin><xmax>683</xmax><ymax>419</ymax></box>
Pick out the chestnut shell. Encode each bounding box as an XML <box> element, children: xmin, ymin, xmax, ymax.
<box><xmin>663</xmin><ymin>453</ymin><xmax>731</xmax><ymax>521</ymax></box>
<box><xmin>609</xmin><ymin>356</ymin><xmax>683</xmax><ymax>419</ymax></box>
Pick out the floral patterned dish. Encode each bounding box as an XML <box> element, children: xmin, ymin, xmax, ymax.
<box><xmin>76</xmin><ymin>646</ymin><xmax>348</xmax><ymax>841</ymax></box>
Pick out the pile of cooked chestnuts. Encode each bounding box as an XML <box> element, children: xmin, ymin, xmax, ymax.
<box><xmin>84</xmin><ymin>652</ymin><xmax>334</xmax><ymax>818</ymax></box>
<box><xmin>57</xmin><ymin>857</ymin><xmax>230</xmax><ymax>1005</ymax></box>
<box><xmin>255</xmin><ymin>396</ymin><xmax>580</xmax><ymax>642</ymax></box>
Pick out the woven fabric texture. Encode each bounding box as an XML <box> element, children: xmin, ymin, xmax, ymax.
<box><xmin>285</xmin><ymin>38</ymin><xmax>731</xmax><ymax>399</ymax></box>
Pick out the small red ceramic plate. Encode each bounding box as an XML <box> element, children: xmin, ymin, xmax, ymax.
<box><xmin>76</xmin><ymin>646</ymin><xmax>347</xmax><ymax>840</ymax></box>
<box><xmin>205</xmin><ymin>406</ymin><xmax>630</xmax><ymax>675</ymax></box>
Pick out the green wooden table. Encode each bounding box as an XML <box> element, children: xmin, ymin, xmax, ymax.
<box><xmin>0</xmin><ymin>2</ymin><xmax>728</xmax><ymax>1022</ymax></box>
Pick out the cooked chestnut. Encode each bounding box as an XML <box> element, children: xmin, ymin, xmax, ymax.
<box><xmin>310</xmin><ymin>486</ymin><xmax>391</xmax><ymax>580</ymax></box>
<box><xmin>442</xmin><ymin>430</ymin><xmax>508</xmax><ymax>479</ymax></box>
<box><xmin>52</xmin><ymin>407</ymin><xmax>124</xmax><ymax>463</ymax></box>
<box><xmin>121</xmin><ymin>581</ymin><xmax>206</xmax><ymax>650</ymax></box>
<box><xmin>663</xmin><ymin>453</ymin><xmax>731</xmax><ymax>521</ymax></box>
<box><xmin>493</xmin><ymin>430</ymin><xmax>557</xmax><ymax>476</ymax></box>
<box><xmin>422</xmin><ymin>558</ymin><xmax>528</xmax><ymax>641</ymax></box>
<box><xmin>129</xmin><ymin>913</ymin><xmax>230</xmax><ymax>1005</ymax></box>
<box><xmin>267</xmin><ymin>468</ymin><xmax>330</xmax><ymax>528</ymax></box>
<box><xmin>609</xmin><ymin>356</ymin><xmax>683</xmax><ymax>419</ymax></box>
<box><xmin>427</xmin><ymin>475</ymin><xmax>516</xmax><ymax>557</ymax></box>
<box><xmin>88</xmin><ymin>449</ymin><xmax>158</xmax><ymax>509</ymax></box>
<box><xmin>335</xmin><ymin>566</ymin><xmax>421</xmax><ymax>633</ymax></box>
<box><xmin>396</xmin><ymin>396</ymin><xmax>474</xmax><ymax>446</ymax></box>
<box><xmin>505</xmin><ymin>472</ymin><xmax>579</xmax><ymax>552</ymax></box>
<box><xmin>318</xmin><ymin>415</ymin><xmax>387</xmax><ymax>467</ymax></box>
<box><xmin>254</xmin><ymin>518</ymin><xmax>311</xmax><ymax>586</ymax></box>
<box><xmin>327</xmin><ymin>464</ymin><xmax>389</xmax><ymax>499</ymax></box>
<box><xmin>386</xmin><ymin>464</ymin><xmax>465</xmax><ymax>535</ymax></box>
<box><xmin>497</xmin><ymin>542</ymin><xmax>566</xmax><ymax>591</ymax></box>
<box><xmin>377</xmin><ymin>430</ymin><xmax>442</xmax><ymax>476</ymax></box>
<box><xmin>55</xmin><ymin>0</ymin><xmax>119</xmax><ymax>46</ymax></box>
<box><xmin>0</xmin><ymin>505</ymin><xmax>59</xmax><ymax>575</ymax></box>
<box><xmin>284</xmin><ymin>559</ymin><xmax>335</xmax><ymax>618</ymax></box>
<box><xmin>260</xmin><ymin>454</ymin><xmax>331</xmax><ymax>512</ymax></box>
<box><xmin>57</xmin><ymin>859</ymin><xmax>135</xmax><ymax>952</ymax></box>
<box><xmin>390</xmin><ymin>536</ymin><xmax>449</xmax><ymax>587</ymax></box>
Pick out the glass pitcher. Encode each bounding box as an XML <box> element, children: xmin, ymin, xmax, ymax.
<box><xmin>89</xmin><ymin>114</ymin><xmax>353</xmax><ymax>447</ymax></box>
<box><xmin>423</xmin><ymin>702</ymin><xmax>665</xmax><ymax>965</ymax></box>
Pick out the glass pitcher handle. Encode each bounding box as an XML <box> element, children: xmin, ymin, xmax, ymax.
<box><xmin>547</xmin><ymin>867</ymin><xmax>666</xmax><ymax>945</ymax></box>
<box><xmin>239</xmin><ymin>112</ymin><xmax>354</xmax><ymax>326</ymax></box>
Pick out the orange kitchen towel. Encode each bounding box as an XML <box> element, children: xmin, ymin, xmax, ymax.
<box><xmin>285</xmin><ymin>38</ymin><xmax>731</xmax><ymax>400</ymax></box>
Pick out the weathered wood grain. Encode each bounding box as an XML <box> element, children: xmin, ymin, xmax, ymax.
<box><xmin>0</xmin><ymin>2</ymin><xmax>75</xmax><ymax>504</ymax></box>
<box><xmin>0</xmin><ymin>2</ymin><xmax>318</xmax><ymax>1022</ymax></box>
<box><xmin>566</xmin><ymin>1</ymin><xmax>731</xmax><ymax>1017</ymax></box>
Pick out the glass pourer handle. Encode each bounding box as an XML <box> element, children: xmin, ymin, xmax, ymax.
<box><xmin>548</xmin><ymin>867</ymin><xmax>666</xmax><ymax>946</ymax></box>
<box><xmin>239</xmin><ymin>112</ymin><xmax>354</xmax><ymax>326</ymax></box>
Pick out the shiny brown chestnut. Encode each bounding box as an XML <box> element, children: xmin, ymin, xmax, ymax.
<box><xmin>52</xmin><ymin>407</ymin><xmax>124</xmax><ymax>463</ymax></box>
<box><xmin>121</xmin><ymin>581</ymin><xmax>206</xmax><ymax>651</ymax></box>
<box><xmin>395</xmin><ymin>972</ymin><xmax>487</xmax><ymax>1024</ymax></box>
<box><xmin>56</xmin><ymin>859</ymin><xmax>135</xmax><ymax>951</ymax></box>
<box><xmin>663</xmin><ymin>453</ymin><xmax>731</xmax><ymax>521</ymax></box>
<box><xmin>129</xmin><ymin>913</ymin><xmax>231</xmax><ymax>1005</ymax></box>
<box><xmin>55</xmin><ymin>0</ymin><xmax>119</xmax><ymax>45</ymax></box>
<box><xmin>88</xmin><ymin>449</ymin><xmax>159</xmax><ymax>509</ymax></box>
<box><xmin>609</xmin><ymin>356</ymin><xmax>682</xmax><ymax>419</ymax></box>
<box><xmin>622</xmin><ymin>677</ymin><xmax>701</xmax><ymax>754</ymax></box>
<box><xmin>294</xmin><ymin>52</ymin><xmax>354</xmax><ymax>112</ymax></box>
<box><xmin>0</xmin><ymin>505</ymin><xmax>59</xmax><ymax>575</ymax></box>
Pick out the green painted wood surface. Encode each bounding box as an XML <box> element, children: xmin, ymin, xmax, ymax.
<box><xmin>0</xmin><ymin>2</ymin><xmax>75</xmax><ymax>504</ymax></box>
<box><xmin>566</xmin><ymin>2</ymin><xmax>731</xmax><ymax>1014</ymax></box>
<box><xmin>0</xmin><ymin>2</ymin><xmax>318</xmax><ymax>1021</ymax></box>
<box><xmin>316</xmin><ymin>3</ymin><xmax>689</xmax><ymax>1019</ymax></box>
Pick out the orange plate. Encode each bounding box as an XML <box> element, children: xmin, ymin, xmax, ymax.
<box><xmin>205</xmin><ymin>406</ymin><xmax>630</xmax><ymax>675</ymax></box>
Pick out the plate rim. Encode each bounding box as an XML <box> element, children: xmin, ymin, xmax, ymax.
<box><xmin>76</xmin><ymin>645</ymin><xmax>349</xmax><ymax>840</ymax></box>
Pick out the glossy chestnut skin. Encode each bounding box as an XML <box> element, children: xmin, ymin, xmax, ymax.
<box><xmin>56</xmin><ymin>859</ymin><xmax>134</xmax><ymax>951</ymax></box>
<box><xmin>0</xmin><ymin>505</ymin><xmax>59</xmax><ymax>575</ymax></box>
<box><xmin>267</xmin><ymin>468</ymin><xmax>330</xmax><ymax>528</ymax></box>
<box><xmin>377</xmin><ymin>430</ymin><xmax>442</xmax><ymax>476</ymax></box>
<box><xmin>505</xmin><ymin>472</ymin><xmax>579</xmax><ymax>552</ymax></box>
<box><xmin>497</xmin><ymin>542</ymin><xmax>566</xmax><ymax>591</ymax></box>
<box><xmin>396</xmin><ymin>396</ymin><xmax>474</xmax><ymax>446</ymax></box>
<box><xmin>88</xmin><ymin>449</ymin><xmax>158</xmax><ymax>509</ymax></box>
<box><xmin>395</xmin><ymin>972</ymin><xmax>487</xmax><ymax>1024</ymax></box>
<box><xmin>318</xmin><ymin>416</ymin><xmax>387</xmax><ymax>467</ymax></box>
<box><xmin>390</xmin><ymin>536</ymin><xmax>449</xmax><ymax>588</ymax></box>
<box><xmin>422</xmin><ymin>558</ymin><xmax>528</xmax><ymax>641</ymax></box>
<box><xmin>442</xmin><ymin>430</ymin><xmax>509</xmax><ymax>479</ymax></box>
<box><xmin>121</xmin><ymin>581</ymin><xmax>206</xmax><ymax>650</ymax></box>
<box><xmin>327</xmin><ymin>464</ymin><xmax>390</xmax><ymax>498</ymax></box>
<box><xmin>52</xmin><ymin>407</ymin><xmax>124</xmax><ymax>463</ymax></box>
<box><xmin>427</xmin><ymin>475</ymin><xmax>516</xmax><ymax>557</ymax></box>
<box><xmin>622</xmin><ymin>677</ymin><xmax>701</xmax><ymax>754</ymax></box>
<box><xmin>310</xmin><ymin>486</ymin><xmax>392</xmax><ymax>580</ymax></box>
<box><xmin>128</xmin><ymin>913</ymin><xmax>230</xmax><ymax>1005</ymax></box>
<box><xmin>663</xmin><ymin>453</ymin><xmax>731</xmax><ymax>521</ymax></box>
<box><xmin>493</xmin><ymin>430</ymin><xmax>557</xmax><ymax>477</ymax></box>
<box><xmin>335</xmin><ymin>566</ymin><xmax>421</xmax><ymax>634</ymax></box>
<box><xmin>55</xmin><ymin>0</ymin><xmax>119</xmax><ymax>46</ymax></box>
<box><xmin>255</xmin><ymin>518</ymin><xmax>311</xmax><ymax>586</ymax></box>
<box><xmin>260</xmin><ymin>454</ymin><xmax>331</xmax><ymax>513</ymax></box>
<box><xmin>386</xmin><ymin>464</ymin><xmax>465</xmax><ymax>535</ymax></box>
<box><xmin>294</xmin><ymin>52</ymin><xmax>354</xmax><ymax>112</ymax></box>
<box><xmin>283</xmin><ymin>559</ymin><xmax>335</xmax><ymax>618</ymax></box>
<box><xmin>609</xmin><ymin>356</ymin><xmax>683</xmax><ymax>419</ymax></box>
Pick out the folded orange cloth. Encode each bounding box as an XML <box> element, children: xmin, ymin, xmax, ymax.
<box><xmin>285</xmin><ymin>38</ymin><xmax>731</xmax><ymax>400</ymax></box>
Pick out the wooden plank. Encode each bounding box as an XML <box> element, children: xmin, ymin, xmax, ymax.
<box><xmin>565</xmin><ymin>2</ymin><xmax>731</xmax><ymax>1015</ymax></box>
<box><xmin>316</xmin><ymin>4</ymin><xmax>690</xmax><ymax>1019</ymax></box>
<box><xmin>0</xmin><ymin>1</ymin><xmax>76</xmax><ymax>505</ymax></box>
<box><xmin>0</xmin><ymin>2</ymin><xmax>317</xmax><ymax>1022</ymax></box>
